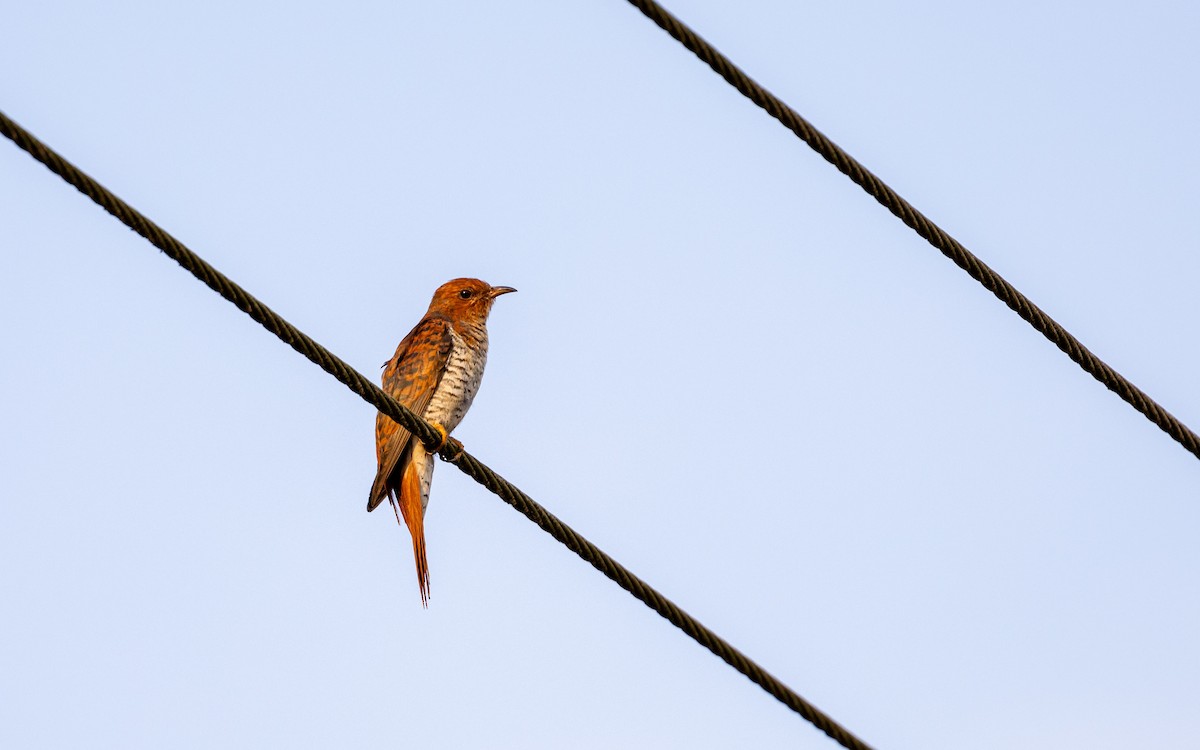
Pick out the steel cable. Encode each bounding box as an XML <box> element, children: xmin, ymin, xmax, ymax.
<box><xmin>622</xmin><ymin>0</ymin><xmax>1200</xmax><ymax>461</ymax></box>
<box><xmin>0</xmin><ymin>109</ymin><xmax>876</xmax><ymax>750</ymax></box>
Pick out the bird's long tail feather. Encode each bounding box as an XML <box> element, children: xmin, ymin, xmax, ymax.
<box><xmin>397</xmin><ymin>460</ymin><xmax>430</xmax><ymax>607</ymax></box>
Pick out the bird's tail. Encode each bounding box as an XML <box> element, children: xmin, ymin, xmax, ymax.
<box><xmin>397</xmin><ymin>459</ymin><xmax>430</xmax><ymax>607</ymax></box>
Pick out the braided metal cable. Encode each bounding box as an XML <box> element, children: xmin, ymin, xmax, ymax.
<box><xmin>0</xmin><ymin>109</ymin><xmax>875</xmax><ymax>750</ymax></box>
<box><xmin>446</xmin><ymin>449</ymin><xmax>872</xmax><ymax>750</ymax></box>
<box><xmin>0</xmin><ymin>113</ymin><xmax>443</xmax><ymax>452</ymax></box>
<box><xmin>624</xmin><ymin>0</ymin><xmax>1200</xmax><ymax>461</ymax></box>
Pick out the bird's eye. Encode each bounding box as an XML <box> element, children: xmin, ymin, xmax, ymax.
<box><xmin>458</xmin><ymin>289</ymin><xmax>473</xmax><ymax>299</ymax></box>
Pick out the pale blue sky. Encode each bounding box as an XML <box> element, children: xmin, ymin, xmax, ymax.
<box><xmin>2</xmin><ymin>2</ymin><xmax>1198</xmax><ymax>748</ymax></box>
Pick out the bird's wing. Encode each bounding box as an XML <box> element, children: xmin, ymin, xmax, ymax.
<box><xmin>368</xmin><ymin>316</ymin><xmax>454</xmax><ymax>511</ymax></box>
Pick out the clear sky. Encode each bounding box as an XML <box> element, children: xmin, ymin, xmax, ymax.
<box><xmin>2</xmin><ymin>1</ymin><xmax>1198</xmax><ymax>748</ymax></box>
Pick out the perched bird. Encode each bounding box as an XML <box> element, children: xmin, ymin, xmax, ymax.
<box><xmin>369</xmin><ymin>278</ymin><xmax>516</xmax><ymax>606</ymax></box>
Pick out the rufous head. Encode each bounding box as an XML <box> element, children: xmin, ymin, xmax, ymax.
<box><xmin>427</xmin><ymin>278</ymin><xmax>516</xmax><ymax>323</ymax></box>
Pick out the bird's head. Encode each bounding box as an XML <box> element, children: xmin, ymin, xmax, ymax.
<box><xmin>428</xmin><ymin>278</ymin><xmax>516</xmax><ymax>323</ymax></box>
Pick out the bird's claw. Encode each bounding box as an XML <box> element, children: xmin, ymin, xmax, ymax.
<box><xmin>426</xmin><ymin>422</ymin><xmax>449</xmax><ymax>452</ymax></box>
<box><xmin>440</xmin><ymin>437</ymin><xmax>466</xmax><ymax>463</ymax></box>
<box><xmin>425</xmin><ymin>422</ymin><xmax>465</xmax><ymax>461</ymax></box>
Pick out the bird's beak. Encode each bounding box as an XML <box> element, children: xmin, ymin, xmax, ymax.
<box><xmin>487</xmin><ymin>286</ymin><xmax>517</xmax><ymax>298</ymax></box>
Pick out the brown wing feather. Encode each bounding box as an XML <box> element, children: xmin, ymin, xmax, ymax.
<box><xmin>368</xmin><ymin>315</ymin><xmax>454</xmax><ymax>511</ymax></box>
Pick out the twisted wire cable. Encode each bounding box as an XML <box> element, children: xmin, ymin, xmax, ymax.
<box><xmin>0</xmin><ymin>109</ymin><xmax>875</xmax><ymax>750</ymax></box>
<box><xmin>623</xmin><ymin>0</ymin><xmax>1200</xmax><ymax>461</ymax></box>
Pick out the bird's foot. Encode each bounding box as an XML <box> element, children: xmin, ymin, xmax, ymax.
<box><xmin>441</xmin><ymin>437</ymin><xmax>466</xmax><ymax>463</ymax></box>
<box><xmin>425</xmin><ymin>422</ymin><xmax>466</xmax><ymax>462</ymax></box>
<box><xmin>426</xmin><ymin>422</ymin><xmax>449</xmax><ymax>452</ymax></box>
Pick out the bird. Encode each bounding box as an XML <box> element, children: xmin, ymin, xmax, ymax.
<box><xmin>368</xmin><ymin>278</ymin><xmax>516</xmax><ymax>606</ymax></box>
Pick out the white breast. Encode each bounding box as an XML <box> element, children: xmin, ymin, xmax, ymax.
<box><xmin>422</xmin><ymin>324</ymin><xmax>488</xmax><ymax>434</ymax></box>
<box><xmin>411</xmin><ymin>323</ymin><xmax>489</xmax><ymax>514</ymax></box>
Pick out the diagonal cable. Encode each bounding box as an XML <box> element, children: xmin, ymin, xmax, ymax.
<box><xmin>0</xmin><ymin>109</ymin><xmax>876</xmax><ymax>750</ymax></box>
<box><xmin>622</xmin><ymin>0</ymin><xmax>1200</xmax><ymax>462</ymax></box>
